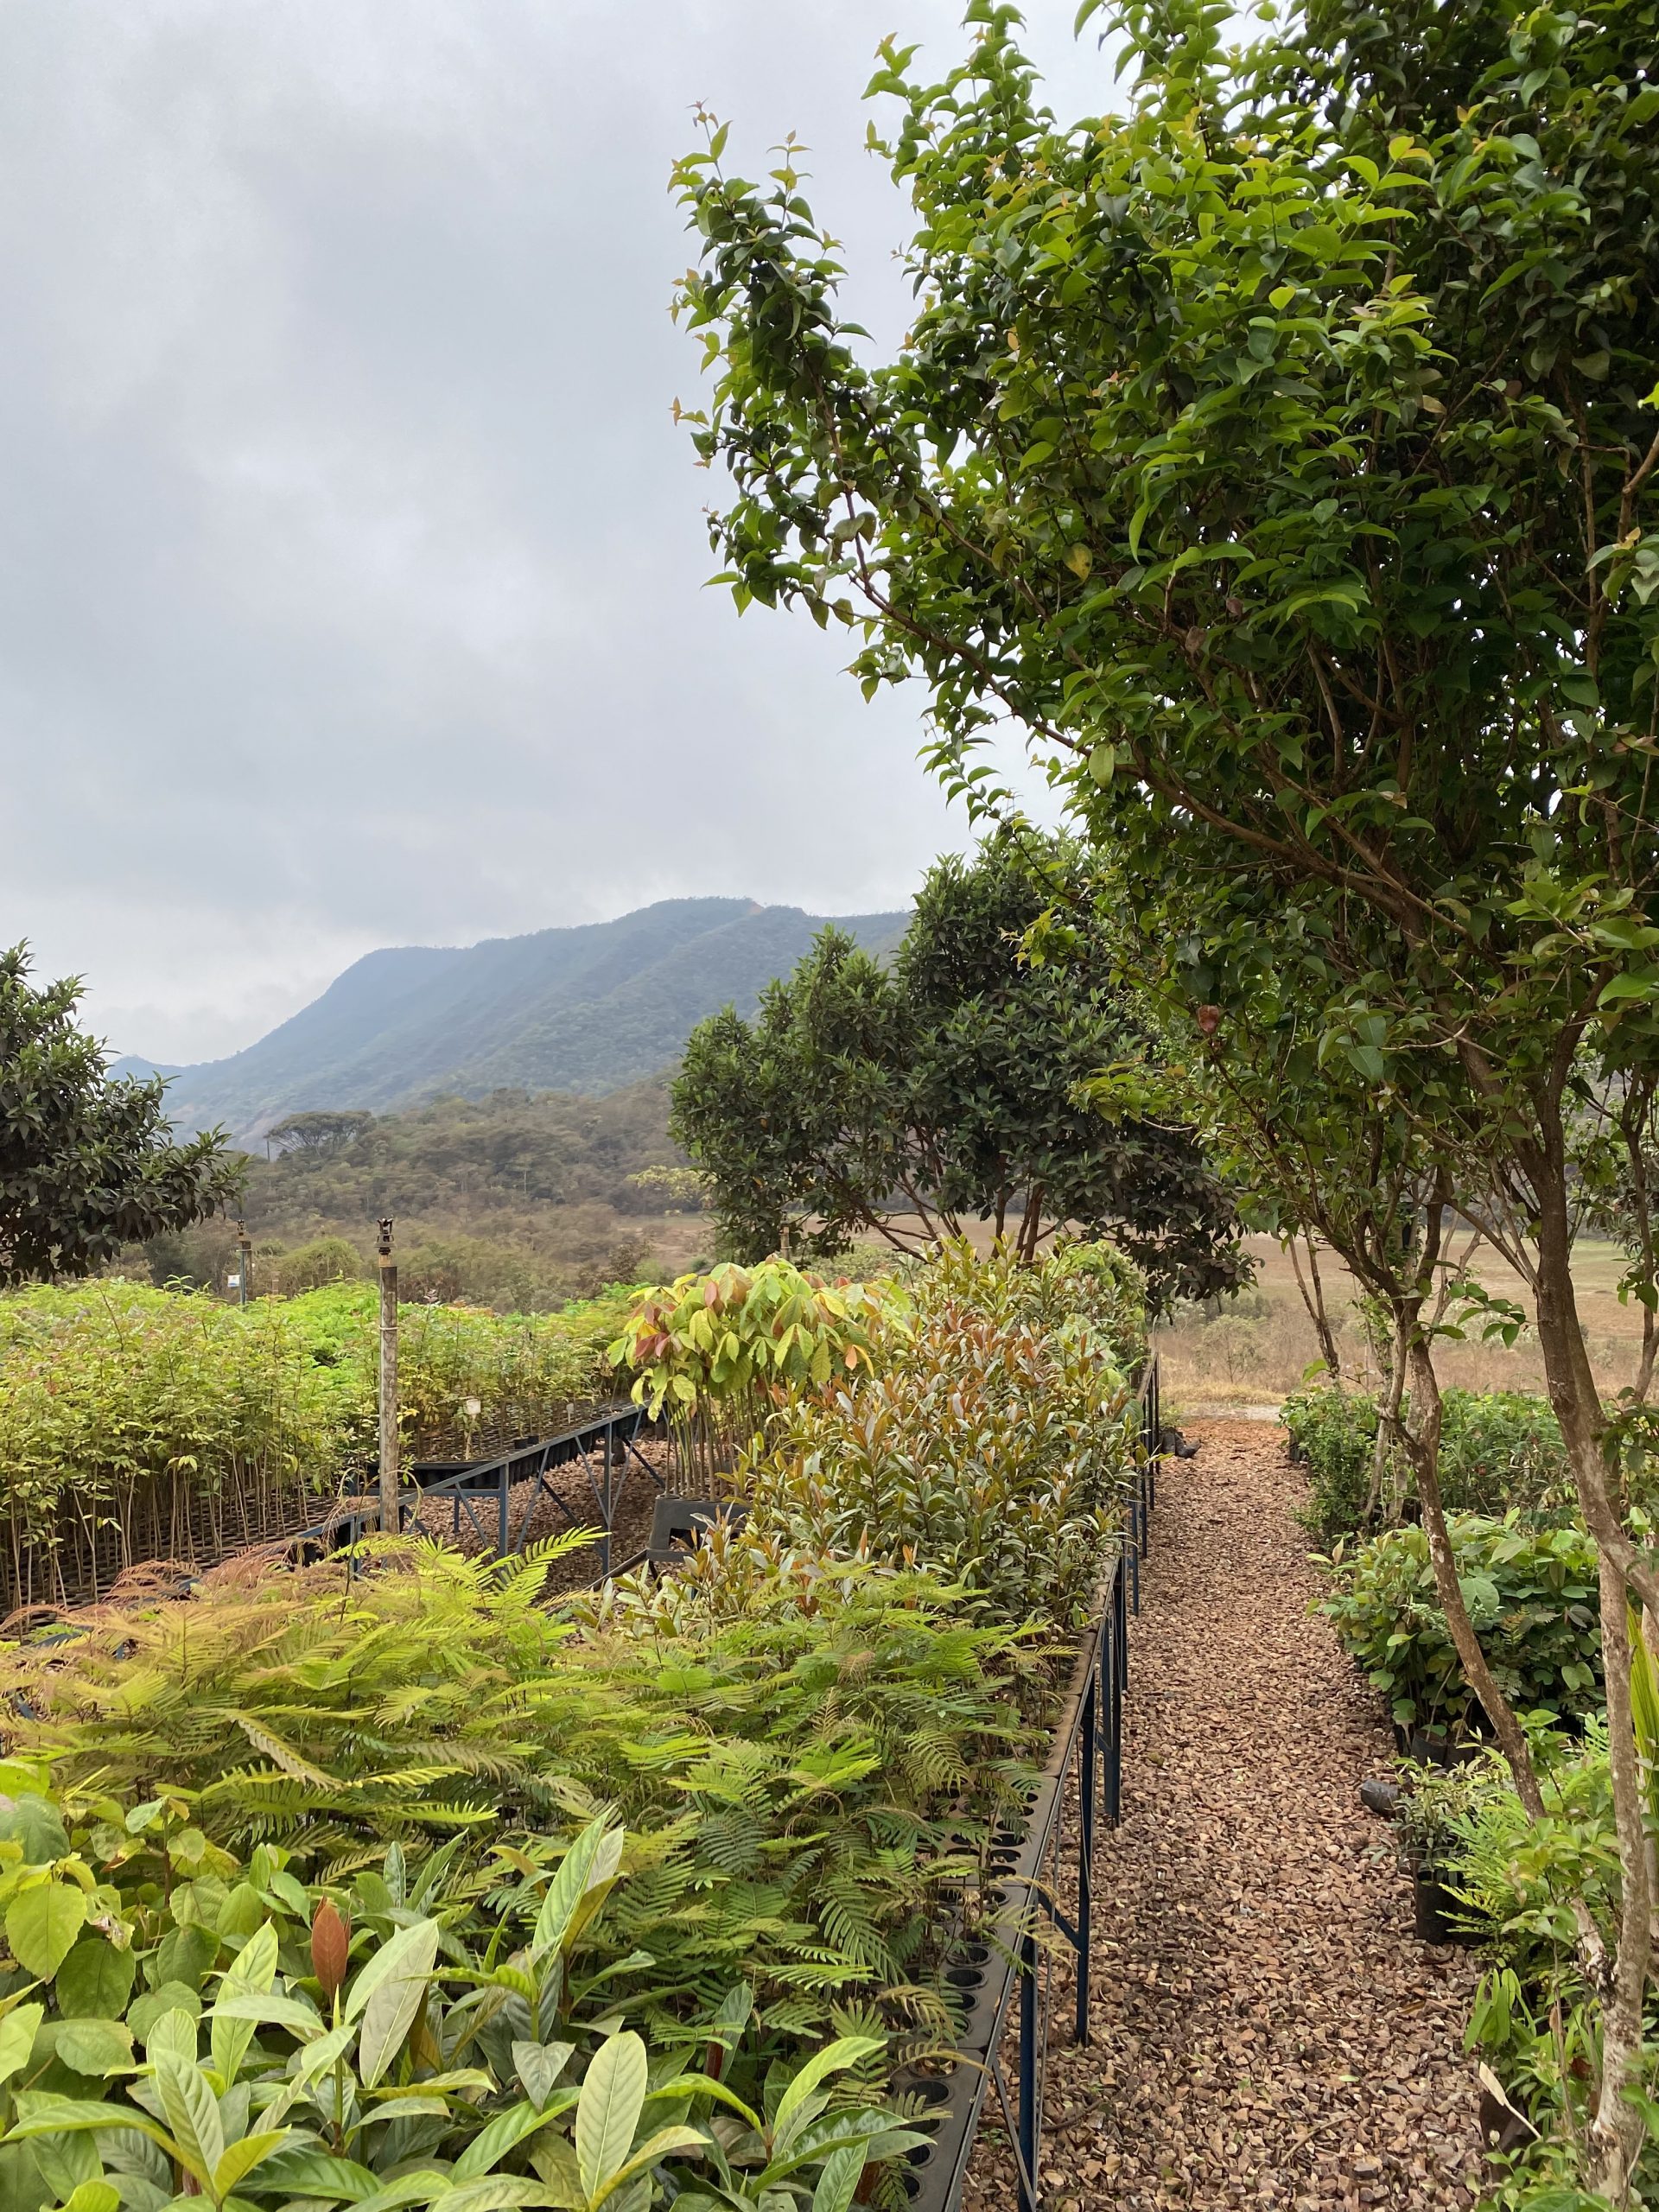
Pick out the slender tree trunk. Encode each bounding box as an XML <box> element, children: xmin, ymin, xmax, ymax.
<box><xmin>1395</xmin><ymin>1332</ymin><xmax>1545</xmax><ymax>1810</ymax></box>
<box><xmin>1591</xmin><ymin>1573</ymin><xmax>1651</xmax><ymax>2195</ymax></box>
<box><xmin>1524</xmin><ymin>1139</ymin><xmax>1651</xmax><ymax>2192</ymax></box>
<box><xmin>1287</xmin><ymin>1232</ymin><xmax>1343</xmax><ymax>1378</ymax></box>
<box><xmin>1363</xmin><ymin>1312</ymin><xmax>1408</xmax><ymax>1529</ymax></box>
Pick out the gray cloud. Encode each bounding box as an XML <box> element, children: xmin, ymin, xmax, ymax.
<box><xmin>0</xmin><ymin>2</ymin><xmax>1104</xmax><ymax>1061</ymax></box>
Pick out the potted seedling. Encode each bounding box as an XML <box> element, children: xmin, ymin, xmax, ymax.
<box><xmin>1394</xmin><ymin>1765</ymin><xmax>1486</xmax><ymax>1947</ymax></box>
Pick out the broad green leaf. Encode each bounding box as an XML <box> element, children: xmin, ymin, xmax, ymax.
<box><xmin>6</xmin><ymin>1884</ymin><xmax>86</xmax><ymax>1980</ymax></box>
<box><xmin>53</xmin><ymin>2018</ymin><xmax>134</xmax><ymax>2077</ymax></box>
<box><xmin>345</xmin><ymin>1917</ymin><xmax>440</xmax><ymax>2027</ymax></box>
<box><xmin>513</xmin><ymin>2041</ymin><xmax>575</xmax><ymax>2111</ymax></box>
<box><xmin>346</xmin><ymin>2175</ymin><xmax>454</xmax><ymax>2212</ymax></box>
<box><xmin>251</xmin><ymin>2148</ymin><xmax>378</xmax><ymax>2201</ymax></box>
<box><xmin>593</xmin><ymin>2126</ymin><xmax>708</xmax><ymax>2205</ymax></box>
<box><xmin>353</xmin><ymin>2094</ymin><xmax>453</xmax><ymax>2126</ymax></box>
<box><xmin>211</xmin><ymin>2130</ymin><xmax>293</xmax><ymax>2197</ymax></box>
<box><xmin>7</xmin><ymin>2095</ymin><xmax>174</xmax><ymax>2158</ymax></box>
<box><xmin>151</xmin><ymin>2054</ymin><xmax>223</xmax><ymax>2187</ymax></box>
<box><xmin>531</xmin><ymin>1821</ymin><xmax>623</xmax><ymax>1963</ymax></box>
<box><xmin>208</xmin><ymin>1992</ymin><xmax>326</xmax><ymax>2041</ymax></box>
<box><xmin>60</xmin><ymin>2185</ymin><xmax>119</xmax><ymax>2212</ymax></box>
<box><xmin>29</xmin><ymin>2123</ymin><xmax>100</xmax><ymax>2202</ymax></box>
<box><xmin>56</xmin><ymin>1939</ymin><xmax>137</xmax><ymax>2022</ymax></box>
<box><xmin>812</xmin><ymin>2144</ymin><xmax>868</xmax><ymax>2212</ymax></box>
<box><xmin>356</xmin><ymin>1919</ymin><xmax>441</xmax><ymax>2090</ymax></box>
<box><xmin>575</xmin><ymin>2031</ymin><xmax>647</xmax><ymax>2204</ymax></box>
<box><xmin>219</xmin><ymin>1921</ymin><xmax>279</xmax><ymax>1998</ymax></box>
<box><xmin>145</xmin><ymin>2008</ymin><xmax>199</xmax><ymax>2069</ymax></box>
<box><xmin>526</xmin><ymin>2134</ymin><xmax>582</xmax><ymax>2204</ymax></box>
<box><xmin>0</xmin><ymin>2004</ymin><xmax>42</xmax><ymax>2085</ymax></box>
<box><xmin>772</xmin><ymin>2036</ymin><xmax>883</xmax><ymax>2145</ymax></box>
<box><xmin>432</xmin><ymin>2183</ymin><xmax>563</xmax><ymax>2212</ymax></box>
<box><xmin>452</xmin><ymin>2101</ymin><xmax>571</xmax><ymax>2182</ymax></box>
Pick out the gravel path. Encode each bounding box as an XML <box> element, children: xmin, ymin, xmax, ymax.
<box><xmin>1009</xmin><ymin>1420</ymin><xmax>1487</xmax><ymax>2211</ymax></box>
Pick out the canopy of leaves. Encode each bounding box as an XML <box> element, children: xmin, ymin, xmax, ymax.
<box><xmin>671</xmin><ymin>0</ymin><xmax>1659</xmax><ymax>1253</ymax></box>
<box><xmin>671</xmin><ymin>838</ymin><xmax>1245</xmax><ymax>1311</ymax></box>
<box><xmin>0</xmin><ymin>944</ymin><xmax>240</xmax><ymax>1286</ymax></box>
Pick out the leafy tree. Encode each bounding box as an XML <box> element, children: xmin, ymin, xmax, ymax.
<box><xmin>673</xmin><ymin>0</ymin><xmax>1659</xmax><ymax>2180</ymax></box>
<box><xmin>264</xmin><ymin>1109</ymin><xmax>374</xmax><ymax>1156</ymax></box>
<box><xmin>0</xmin><ymin>944</ymin><xmax>240</xmax><ymax>1285</ymax></box>
<box><xmin>672</xmin><ymin>839</ymin><xmax>1245</xmax><ymax>1310</ymax></box>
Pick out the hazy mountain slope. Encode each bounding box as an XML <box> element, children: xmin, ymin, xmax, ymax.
<box><xmin>140</xmin><ymin>898</ymin><xmax>905</xmax><ymax>1141</ymax></box>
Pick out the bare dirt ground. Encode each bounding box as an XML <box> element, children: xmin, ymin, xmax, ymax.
<box><xmin>982</xmin><ymin>1421</ymin><xmax>1487</xmax><ymax>2211</ymax></box>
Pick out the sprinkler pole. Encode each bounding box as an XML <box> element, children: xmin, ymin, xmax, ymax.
<box><xmin>378</xmin><ymin>1217</ymin><xmax>399</xmax><ymax>1534</ymax></box>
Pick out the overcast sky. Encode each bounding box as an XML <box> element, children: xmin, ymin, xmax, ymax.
<box><xmin>0</xmin><ymin>3</ymin><xmax>1109</xmax><ymax>1065</ymax></box>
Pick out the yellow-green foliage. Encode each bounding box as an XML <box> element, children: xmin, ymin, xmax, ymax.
<box><xmin>0</xmin><ymin>1281</ymin><xmax>636</xmax><ymax>1597</ymax></box>
<box><xmin>741</xmin><ymin>1240</ymin><xmax>1142</xmax><ymax>1625</ymax></box>
<box><xmin>611</xmin><ymin>1259</ymin><xmax>877</xmax><ymax>1417</ymax></box>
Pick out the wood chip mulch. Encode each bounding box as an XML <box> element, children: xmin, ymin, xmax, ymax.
<box><xmin>969</xmin><ymin>1420</ymin><xmax>1487</xmax><ymax>2211</ymax></box>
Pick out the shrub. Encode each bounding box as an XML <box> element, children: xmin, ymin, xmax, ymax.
<box><xmin>266</xmin><ymin>1235</ymin><xmax>365</xmax><ymax>1297</ymax></box>
<box><xmin>0</xmin><ymin>1765</ymin><xmax>925</xmax><ymax>2211</ymax></box>
<box><xmin>0</xmin><ymin>1535</ymin><xmax>1044</xmax><ymax>2037</ymax></box>
<box><xmin>1284</xmin><ymin>1385</ymin><xmax>1573</xmax><ymax>1538</ymax></box>
<box><xmin>1318</xmin><ymin>1516</ymin><xmax>1602</xmax><ymax>1737</ymax></box>
<box><xmin>744</xmin><ymin>1241</ymin><xmax>1139</xmax><ymax>1628</ymax></box>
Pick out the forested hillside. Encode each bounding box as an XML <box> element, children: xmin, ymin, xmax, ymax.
<box><xmin>123</xmin><ymin>898</ymin><xmax>905</xmax><ymax>1141</ymax></box>
<box><xmin>141</xmin><ymin>1080</ymin><xmax>707</xmax><ymax>1311</ymax></box>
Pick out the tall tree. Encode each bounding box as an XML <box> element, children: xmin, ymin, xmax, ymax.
<box><xmin>0</xmin><ymin>945</ymin><xmax>241</xmax><ymax>1283</ymax></box>
<box><xmin>673</xmin><ymin>0</ymin><xmax>1659</xmax><ymax>2181</ymax></box>
<box><xmin>672</xmin><ymin>838</ymin><xmax>1245</xmax><ymax>1311</ymax></box>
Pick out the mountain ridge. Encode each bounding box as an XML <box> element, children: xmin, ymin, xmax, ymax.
<box><xmin>120</xmin><ymin>897</ymin><xmax>906</xmax><ymax>1143</ymax></box>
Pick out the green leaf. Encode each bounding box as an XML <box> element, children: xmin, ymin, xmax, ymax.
<box><xmin>575</xmin><ymin>2031</ymin><xmax>647</xmax><ymax>2204</ymax></box>
<box><xmin>532</xmin><ymin>1821</ymin><xmax>624</xmax><ymax>1964</ymax></box>
<box><xmin>211</xmin><ymin>2130</ymin><xmax>294</xmax><ymax>2198</ymax></box>
<box><xmin>812</xmin><ymin>2144</ymin><xmax>868</xmax><ymax>2212</ymax></box>
<box><xmin>151</xmin><ymin>2054</ymin><xmax>224</xmax><ymax>2188</ymax></box>
<box><xmin>253</xmin><ymin>2148</ymin><xmax>379</xmax><ymax>2202</ymax></box>
<box><xmin>339</xmin><ymin>2174</ymin><xmax>451</xmax><ymax>2212</ymax></box>
<box><xmin>56</xmin><ymin>1939</ymin><xmax>137</xmax><ymax>2022</ymax></box>
<box><xmin>6</xmin><ymin>1885</ymin><xmax>86</xmax><ymax>1980</ymax></box>
<box><xmin>52</xmin><ymin>2018</ymin><xmax>134</xmax><ymax>2078</ymax></box>
<box><xmin>513</xmin><ymin>2041</ymin><xmax>575</xmax><ymax>2111</ymax></box>
<box><xmin>0</xmin><ymin>2004</ymin><xmax>42</xmax><ymax>2086</ymax></box>
<box><xmin>593</xmin><ymin>2126</ymin><xmax>709</xmax><ymax>2205</ymax></box>
<box><xmin>355</xmin><ymin>1920</ymin><xmax>441</xmax><ymax>2091</ymax></box>
<box><xmin>452</xmin><ymin>2101</ymin><xmax>575</xmax><ymax>2183</ymax></box>
<box><xmin>60</xmin><ymin>2186</ymin><xmax>119</xmax><ymax>2212</ymax></box>
<box><xmin>772</xmin><ymin>2036</ymin><xmax>883</xmax><ymax>2145</ymax></box>
<box><xmin>432</xmin><ymin>2183</ymin><xmax>563</xmax><ymax>2212</ymax></box>
<box><xmin>208</xmin><ymin>1992</ymin><xmax>326</xmax><ymax>2041</ymax></box>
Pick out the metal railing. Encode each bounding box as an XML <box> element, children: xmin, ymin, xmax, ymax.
<box><xmin>900</xmin><ymin>1356</ymin><xmax>1160</xmax><ymax>2212</ymax></box>
<box><xmin>292</xmin><ymin>1401</ymin><xmax>664</xmax><ymax>1576</ymax></box>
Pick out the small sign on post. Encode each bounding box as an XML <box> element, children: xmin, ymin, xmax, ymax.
<box><xmin>378</xmin><ymin>1217</ymin><xmax>399</xmax><ymax>1534</ymax></box>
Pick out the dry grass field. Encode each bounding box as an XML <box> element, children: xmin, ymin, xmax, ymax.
<box><xmin>1156</xmin><ymin>1234</ymin><xmax>1646</xmax><ymax>1412</ymax></box>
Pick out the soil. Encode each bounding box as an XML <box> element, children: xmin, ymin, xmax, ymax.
<box><xmin>964</xmin><ymin>1419</ymin><xmax>1486</xmax><ymax>2211</ymax></box>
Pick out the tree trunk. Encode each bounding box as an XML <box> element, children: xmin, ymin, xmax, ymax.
<box><xmin>1396</xmin><ymin>1332</ymin><xmax>1545</xmax><ymax>1815</ymax></box>
<box><xmin>1363</xmin><ymin>1313</ymin><xmax>1408</xmax><ymax>1529</ymax></box>
<box><xmin>1523</xmin><ymin>1139</ymin><xmax>1651</xmax><ymax>2192</ymax></box>
<box><xmin>1287</xmin><ymin>1232</ymin><xmax>1343</xmax><ymax>1379</ymax></box>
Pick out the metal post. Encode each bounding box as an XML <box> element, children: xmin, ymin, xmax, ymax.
<box><xmin>1076</xmin><ymin>1658</ymin><xmax>1096</xmax><ymax>2046</ymax></box>
<box><xmin>377</xmin><ymin>1218</ymin><xmax>399</xmax><ymax>1534</ymax></box>
<box><xmin>236</xmin><ymin>1223</ymin><xmax>252</xmax><ymax>1308</ymax></box>
<box><xmin>1016</xmin><ymin>1918</ymin><xmax>1039</xmax><ymax>2212</ymax></box>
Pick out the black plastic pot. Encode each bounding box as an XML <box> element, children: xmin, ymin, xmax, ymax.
<box><xmin>1412</xmin><ymin>1863</ymin><xmax>1476</xmax><ymax>1946</ymax></box>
